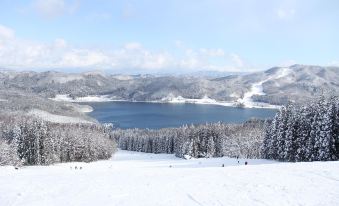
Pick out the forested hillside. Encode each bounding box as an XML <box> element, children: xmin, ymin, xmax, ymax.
<box><xmin>112</xmin><ymin>119</ymin><xmax>264</xmax><ymax>159</ymax></box>
<box><xmin>113</xmin><ymin>96</ymin><xmax>339</xmax><ymax>162</ymax></box>
<box><xmin>1</xmin><ymin>65</ymin><xmax>338</xmax><ymax>105</ymax></box>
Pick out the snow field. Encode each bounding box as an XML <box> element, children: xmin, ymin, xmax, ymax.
<box><xmin>1</xmin><ymin>150</ymin><xmax>338</xmax><ymax>206</ymax></box>
<box><xmin>28</xmin><ymin>109</ymin><xmax>93</xmax><ymax>124</ymax></box>
<box><xmin>51</xmin><ymin>94</ymin><xmax>115</xmax><ymax>102</ymax></box>
<box><xmin>51</xmin><ymin>94</ymin><xmax>278</xmax><ymax>109</ymax></box>
<box><xmin>237</xmin><ymin>67</ymin><xmax>291</xmax><ymax>108</ymax></box>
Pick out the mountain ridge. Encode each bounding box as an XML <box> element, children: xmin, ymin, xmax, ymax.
<box><xmin>0</xmin><ymin>65</ymin><xmax>338</xmax><ymax>106</ymax></box>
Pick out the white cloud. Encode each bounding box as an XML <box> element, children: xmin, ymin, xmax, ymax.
<box><xmin>61</xmin><ymin>49</ymin><xmax>108</xmax><ymax>68</ymax></box>
<box><xmin>0</xmin><ymin>25</ymin><xmax>250</xmax><ymax>72</ymax></box>
<box><xmin>54</xmin><ymin>38</ymin><xmax>67</xmax><ymax>48</ymax></box>
<box><xmin>0</xmin><ymin>25</ymin><xmax>15</xmax><ymax>39</ymax></box>
<box><xmin>230</xmin><ymin>53</ymin><xmax>244</xmax><ymax>67</ymax></box>
<box><xmin>174</xmin><ymin>40</ymin><xmax>184</xmax><ymax>49</ymax></box>
<box><xmin>33</xmin><ymin>0</ymin><xmax>79</xmax><ymax>19</ymax></box>
<box><xmin>328</xmin><ymin>60</ymin><xmax>339</xmax><ymax>66</ymax></box>
<box><xmin>124</xmin><ymin>42</ymin><xmax>143</xmax><ymax>50</ymax></box>
<box><xmin>199</xmin><ymin>48</ymin><xmax>225</xmax><ymax>57</ymax></box>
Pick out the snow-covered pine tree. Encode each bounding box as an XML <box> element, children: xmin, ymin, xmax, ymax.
<box><xmin>316</xmin><ymin>98</ymin><xmax>336</xmax><ymax>160</ymax></box>
<box><xmin>331</xmin><ymin>96</ymin><xmax>339</xmax><ymax>158</ymax></box>
<box><xmin>206</xmin><ymin>134</ymin><xmax>216</xmax><ymax>158</ymax></box>
<box><xmin>295</xmin><ymin>106</ymin><xmax>311</xmax><ymax>161</ymax></box>
<box><xmin>261</xmin><ymin>119</ymin><xmax>273</xmax><ymax>159</ymax></box>
<box><xmin>284</xmin><ymin>103</ymin><xmax>298</xmax><ymax>161</ymax></box>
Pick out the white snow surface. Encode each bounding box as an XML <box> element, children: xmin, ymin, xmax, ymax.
<box><xmin>1</xmin><ymin>150</ymin><xmax>338</xmax><ymax>206</ymax></box>
<box><xmin>75</xmin><ymin>105</ymin><xmax>93</xmax><ymax>113</ymax></box>
<box><xmin>237</xmin><ymin>67</ymin><xmax>291</xmax><ymax>108</ymax></box>
<box><xmin>161</xmin><ymin>95</ymin><xmax>234</xmax><ymax>107</ymax></box>
<box><xmin>51</xmin><ymin>94</ymin><xmax>115</xmax><ymax>102</ymax></box>
<box><xmin>28</xmin><ymin>109</ymin><xmax>93</xmax><ymax>124</ymax></box>
<box><xmin>52</xmin><ymin>93</ymin><xmax>280</xmax><ymax>109</ymax></box>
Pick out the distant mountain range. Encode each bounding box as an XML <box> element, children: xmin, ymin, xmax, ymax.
<box><xmin>1</xmin><ymin>64</ymin><xmax>338</xmax><ymax>107</ymax></box>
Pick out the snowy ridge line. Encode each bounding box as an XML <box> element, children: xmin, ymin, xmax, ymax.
<box><xmin>51</xmin><ymin>94</ymin><xmax>281</xmax><ymax>109</ymax></box>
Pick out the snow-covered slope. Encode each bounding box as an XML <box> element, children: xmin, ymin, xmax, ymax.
<box><xmin>237</xmin><ymin>67</ymin><xmax>291</xmax><ymax>108</ymax></box>
<box><xmin>52</xmin><ymin>94</ymin><xmax>115</xmax><ymax>102</ymax></box>
<box><xmin>1</xmin><ymin>150</ymin><xmax>338</xmax><ymax>206</ymax></box>
<box><xmin>28</xmin><ymin>109</ymin><xmax>93</xmax><ymax>124</ymax></box>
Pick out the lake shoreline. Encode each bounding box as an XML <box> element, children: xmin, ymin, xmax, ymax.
<box><xmin>51</xmin><ymin>94</ymin><xmax>281</xmax><ymax>110</ymax></box>
<box><xmin>76</xmin><ymin>100</ymin><xmax>277</xmax><ymax>129</ymax></box>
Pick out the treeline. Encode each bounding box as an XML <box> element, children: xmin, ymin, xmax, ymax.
<box><xmin>262</xmin><ymin>96</ymin><xmax>339</xmax><ymax>162</ymax></box>
<box><xmin>112</xmin><ymin>119</ymin><xmax>265</xmax><ymax>159</ymax></box>
<box><xmin>0</xmin><ymin>114</ymin><xmax>116</xmax><ymax>166</ymax></box>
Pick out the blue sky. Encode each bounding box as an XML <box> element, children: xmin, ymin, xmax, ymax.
<box><xmin>0</xmin><ymin>0</ymin><xmax>338</xmax><ymax>73</ymax></box>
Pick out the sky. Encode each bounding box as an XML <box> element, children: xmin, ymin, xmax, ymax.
<box><xmin>0</xmin><ymin>0</ymin><xmax>338</xmax><ymax>73</ymax></box>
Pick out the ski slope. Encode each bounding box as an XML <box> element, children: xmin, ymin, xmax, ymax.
<box><xmin>238</xmin><ymin>67</ymin><xmax>291</xmax><ymax>108</ymax></box>
<box><xmin>1</xmin><ymin>150</ymin><xmax>338</xmax><ymax>206</ymax></box>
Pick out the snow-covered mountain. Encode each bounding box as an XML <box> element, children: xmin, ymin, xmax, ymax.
<box><xmin>0</xmin><ymin>88</ymin><xmax>96</xmax><ymax>123</ymax></box>
<box><xmin>0</xmin><ymin>64</ymin><xmax>338</xmax><ymax>105</ymax></box>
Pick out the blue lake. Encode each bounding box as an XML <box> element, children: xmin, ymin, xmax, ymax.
<box><xmin>84</xmin><ymin>101</ymin><xmax>277</xmax><ymax>129</ymax></box>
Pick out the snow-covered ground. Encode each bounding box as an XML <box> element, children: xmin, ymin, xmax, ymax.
<box><xmin>51</xmin><ymin>94</ymin><xmax>116</xmax><ymax>102</ymax></box>
<box><xmin>75</xmin><ymin>104</ymin><xmax>94</xmax><ymax>113</ymax></box>
<box><xmin>28</xmin><ymin>109</ymin><xmax>93</xmax><ymax>124</ymax></box>
<box><xmin>1</xmin><ymin>150</ymin><xmax>338</xmax><ymax>206</ymax></box>
<box><xmin>161</xmin><ymin>95</ymin><xmax>235</xmax><ymax>107</ymax></box>
<box><xmin>51</xmin><ymin>94</ymin><xmax>278</xmax><ymax>109</ymax></box>
<box><xmin>237</xmin><ymin>68</ymin><xmax>291</xmax><ymax>108</ymax></box>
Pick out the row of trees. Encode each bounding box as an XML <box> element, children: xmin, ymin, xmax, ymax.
<box><xmin>112</xmin><ymin>119</ymin><xmax>265</xmax><ymax>159</ymax></box>
<box><xmin>2</xmin><ymin>96</ymin><xmax>336</xmax><ymax>165</ymax></box>
<box><xmin>262</xmin><ymin>96</ymin><xmax>339</xmax><ymax>161</ymax></box>
<box><xmin>0</xmin><ymin>113</ymin><xmax>116</xmax><ymax>166</ymax></box>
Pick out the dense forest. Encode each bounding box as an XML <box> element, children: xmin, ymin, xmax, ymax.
<box><xmin>0</xmin><ymin>113</ymin><xmax>116</xmax><ymax>166</ymax></box>
<box><xmin>1</xmin><ymin>96</ymin><xmax>338</xmax><ymax>166</ymax></box>
<box><xmin>114</xmin><ymin>96</ymin><xmax>339</xmax><ymax>162</ymax></box>
<box><xmin>262</xmin><ymin>96</ymin><xmax>339</xmax><ymax>162</ymax></box>
<box><xmin>112</xmin><ymin>119</ymin><xmax>265</xmax><ymax>159</ymax></box>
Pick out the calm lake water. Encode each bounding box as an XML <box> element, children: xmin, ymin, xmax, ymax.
<box><xmin>84</xmin><ymin>101</ymin><xmax>277</xmax><ymax>129</ymax></box>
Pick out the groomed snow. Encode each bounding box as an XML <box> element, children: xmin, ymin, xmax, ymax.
<box><xmin>237</xmin><ymin>68</ymin><xmax>291</xmax><ymax>108</ymax></box>
<box><xmin>28</xmin><ymin>109</ymin><xmax>93</xmax><ymax>124</ymax></box>
<box><xmin>1</xmin><ymin>150</ymin><xmax>338</xmax><ymax>206</ymax></box>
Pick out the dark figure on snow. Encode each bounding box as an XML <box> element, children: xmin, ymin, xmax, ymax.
<box><xmin>245</xmin><ymin>161</ymin><xmax>248</xmax><ymax>165</ymax></box>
